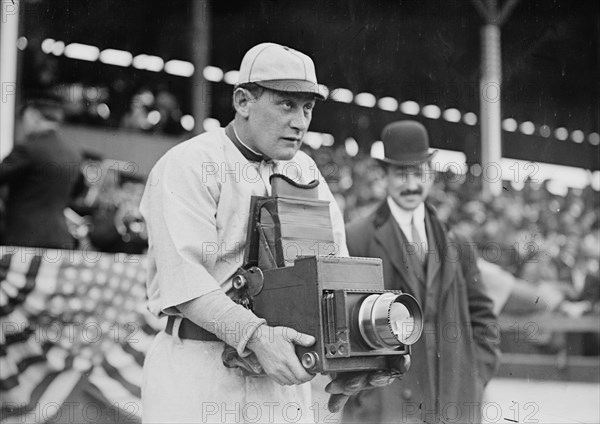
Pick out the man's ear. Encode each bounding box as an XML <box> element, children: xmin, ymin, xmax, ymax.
<box><xmin>233</xmin><ymin>88</ymin><xmax>252</xmax><ymax>118</ymax></box>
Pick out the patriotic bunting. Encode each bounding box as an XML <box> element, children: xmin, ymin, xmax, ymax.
<box><xmin>0</xmin><ymin>247</ymin><xmax>162</xmax><ymax>424</ymax></box>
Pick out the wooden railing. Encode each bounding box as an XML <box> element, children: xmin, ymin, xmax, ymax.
<box><xmin>497</xmin><ymin>313</ymin><xmax>600</xmax><ymax>383</ymax></box>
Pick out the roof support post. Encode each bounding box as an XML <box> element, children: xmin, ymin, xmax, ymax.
<box><xmin>1</xmin><ymin>0</ymin><xmax>20</xmax><ymax>159</ymax></box>
<box><xmin>191</xmin><ymin>0</ymin><xmax>211</xmax><ymax>134</ymax></box>
<box><xmin>480</xmin><ymin>22</ymin><xmax>503</xmax><ymax>198</ymax></box>
<box><xmin>472</xmin><ymin>0</ymin><xmax>521</xmax><ymax>199</ymax></box>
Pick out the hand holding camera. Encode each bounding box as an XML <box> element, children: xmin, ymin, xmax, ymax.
<box><xmin>246</xmin><ymin>325</ymin><xmax>317</xmax><ymax>386</ymax></box>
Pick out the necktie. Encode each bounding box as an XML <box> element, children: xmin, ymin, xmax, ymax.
<box><xmin>411</xmin><ymin>217</ymin><xmax>426</xmax><ymax>266</ymax></box>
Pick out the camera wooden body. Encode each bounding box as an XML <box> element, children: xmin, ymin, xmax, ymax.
<box><xmin>237</xmin><ymin>185</ymin><xmax>421</xmax><ymax>374</ymax></box>
<box><xmin>252</xmin><ymin>255</ymin><xmax>411</xmax><ymax>373</ymax></box>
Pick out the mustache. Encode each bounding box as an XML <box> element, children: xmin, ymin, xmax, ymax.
<box><xmin>400</xmin><ymin>189</ymin><xmax>422</xmax><ymax>196</ymax></box>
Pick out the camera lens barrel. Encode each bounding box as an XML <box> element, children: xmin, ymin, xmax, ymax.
<box><xmin>358</xmin><ymin>293</ymin><xmax>423</xmax><ymax>349</ymax></box>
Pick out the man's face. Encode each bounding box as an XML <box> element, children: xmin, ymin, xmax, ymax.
<box><xmin>18</xmin><ymin>105</ymin><xmax>63</xmax><ymax>138</ymax></box>
<box><xmin>244</xmin><ymin>89</ymin><xmax>316</xmax><ymax>161</ymax></box>
<box><xmin>19</xmin><ymin>108</ymin><xmax>38</xmax><ymax>138</ymax></box>
<box><xmin>386</xmin><ymin>162</ymin><xmax>435</xmax><ymax>211</ymax></box>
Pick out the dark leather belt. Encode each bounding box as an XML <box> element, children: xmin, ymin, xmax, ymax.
<box><xmin>165</xmin><ymin>316</ymin><xmax>220</xmax><ymax>342</ymax></box>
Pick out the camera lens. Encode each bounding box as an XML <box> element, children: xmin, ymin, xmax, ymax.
<box><xmin>389</xmin><ymin>302</ymin><xmax>414</xmax><ymax>344</ymax></box>
<box><xmin>358</xmin><ymin>293</ymin><xmax>423</xmax><ymax>349</ymax></box>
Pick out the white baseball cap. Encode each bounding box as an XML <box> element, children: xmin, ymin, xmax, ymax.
<box><xmin>237</xmin><ymin>42</ymin><xmax>328</xmax><ymax>100</ymax></box>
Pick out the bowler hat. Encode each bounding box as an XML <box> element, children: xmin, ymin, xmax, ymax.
<box><xmin>237</xmin><ymin>42</ymin><xmax>327</xmax><ymax>100</ymax></box>
<box><xmin>377</xmin><ymin>120</ymin><xmax>437</xmax><ymax>167</ymax></box>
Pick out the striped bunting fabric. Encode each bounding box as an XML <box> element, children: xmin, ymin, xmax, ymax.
<box><xmin>0</xmin><ymin>247</ymin><xmax>163</xmax><ymax>424</ymax></box>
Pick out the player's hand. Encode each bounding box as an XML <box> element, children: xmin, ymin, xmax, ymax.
<box><xmin>222</xmin><ymin>345</ymin><xmax>264</xmax><ymax>375</ymax></box>
<box><xmin>325</xmin><ymin>355</ymin><xmax>411</xmax><ymax>413</ymax></box>
<box><xmin>246</xmin><ymin>325</ymin><xmax>316</xmax><ymax>386</ymax></box>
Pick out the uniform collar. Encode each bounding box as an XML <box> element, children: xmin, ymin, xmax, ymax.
<box><xmin>225</xmin><ymin>121</ymin><xmax>266</xmax><ymax>163</ymax></box>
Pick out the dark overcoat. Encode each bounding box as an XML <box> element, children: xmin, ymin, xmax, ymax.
<box><xmin>343</xmin><ymin>201</ymin><xmax>500</xmax><ymax>424</ymax></box>
<box><xmin>0</xmin><ymin>130</ymin><xmax>83</xmax><ymax>249</ymax></box>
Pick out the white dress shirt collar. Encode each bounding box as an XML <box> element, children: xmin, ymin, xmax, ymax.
<box><xmin>386</xmin><ymin>197</ymin><xmax>427</xmax><ymax>247</ymax></box>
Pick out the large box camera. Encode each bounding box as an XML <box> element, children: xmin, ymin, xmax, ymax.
<box><xmin>233</xmin><ymin>175</ymin><xmax>423</xmax><ymax>373</ymax></box>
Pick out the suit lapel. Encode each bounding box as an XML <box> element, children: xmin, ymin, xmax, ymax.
<box><xmin>440</xmin><ymin>249</ymin><xmax>458</xmax><ymax>299</ymax></box>
<box><xmin>424</xmin><ymin>205</ymin><xmax>458</xmax><ymax>299</ymax></box>
<box><xmin>373</xmin><ymin>204</ymin><xmax>422</xmax><ymax>299</ymax></box>
<box><xmin>425</xmin><ymin>210</ymin><xmax>442</xmax><ymax>288</ymax></box>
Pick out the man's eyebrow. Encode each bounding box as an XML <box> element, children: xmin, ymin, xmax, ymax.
<box><xmin>271</xmin><ymin>93</ymin><xmax>292</xmax><ymax>102</ymax></box>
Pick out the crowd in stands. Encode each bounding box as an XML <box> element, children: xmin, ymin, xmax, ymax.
<box><xmin>23</xmin><ymin>47</ymin><xmax>189</xmax><ymax>135</ymax></box>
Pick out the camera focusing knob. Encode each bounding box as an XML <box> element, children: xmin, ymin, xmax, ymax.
<box><xmin>232</xmin><ymin>274</ymin><xmax>246</xmax><ymax>290</ymax></box>
<box><xmin>232</xmin><ymin>267</ymin><xmax>264</xmax><ymax>296</ymax></box>
<box><xmin>301</xmin><ymin>352</ymin><xmax>319</xmax><ymax>370</ymax></box>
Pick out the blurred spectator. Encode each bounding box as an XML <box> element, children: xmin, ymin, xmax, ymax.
<box><xmin>152</xmin><ymin>88</ymin><xmax>184</xmax><ymax>135</ymax></box>
<box><xmin>87</xmin><ymin>171</ymin><xmax>147</xmax><ymax>254</ymax></box>
<box><xmin>120</xmin><ymin>87</ymin><xmax>184</xmax><ymax>135</ymax></box>
<box><xmin>121</xmin><ymin>88</ymin><xmax>155</xmax><ymax>131</ymax></box>
<box><xmin>0</xmin><ymin>93</ymin><xmax>84</xmax><ymax>249</ymax></box>
<box><xmin>571</xmin><ymin>234</ymin><xmax>600</xmax><ymax>306</ymax></box>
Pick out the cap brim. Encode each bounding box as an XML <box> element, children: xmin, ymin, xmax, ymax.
<box><xmin>375</xmin><ymin>150</ymin><xmax>438</xmax><ymax>167</ymax></box>
<box><xmin>254</xmin><ymin>80</ymin><xmax>328</xmax><ymax>100</ymax></box>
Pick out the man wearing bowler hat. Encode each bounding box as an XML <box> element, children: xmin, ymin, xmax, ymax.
<box><xmin>342</xmin><ymin>121</ymin><xmax>500</xmax><ymax>423</ymax></box>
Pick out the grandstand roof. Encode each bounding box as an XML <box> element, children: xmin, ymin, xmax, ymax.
<box><xmin>21</xmin><ymin>0</ymin><xmax>599</xmax><ymax>169</ymax></box>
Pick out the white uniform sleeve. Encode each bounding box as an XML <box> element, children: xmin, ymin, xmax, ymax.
<box><xmin>140</xmin><ymin>152</ymin><xmax>223</xmax><ymax>314</ymax></box>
